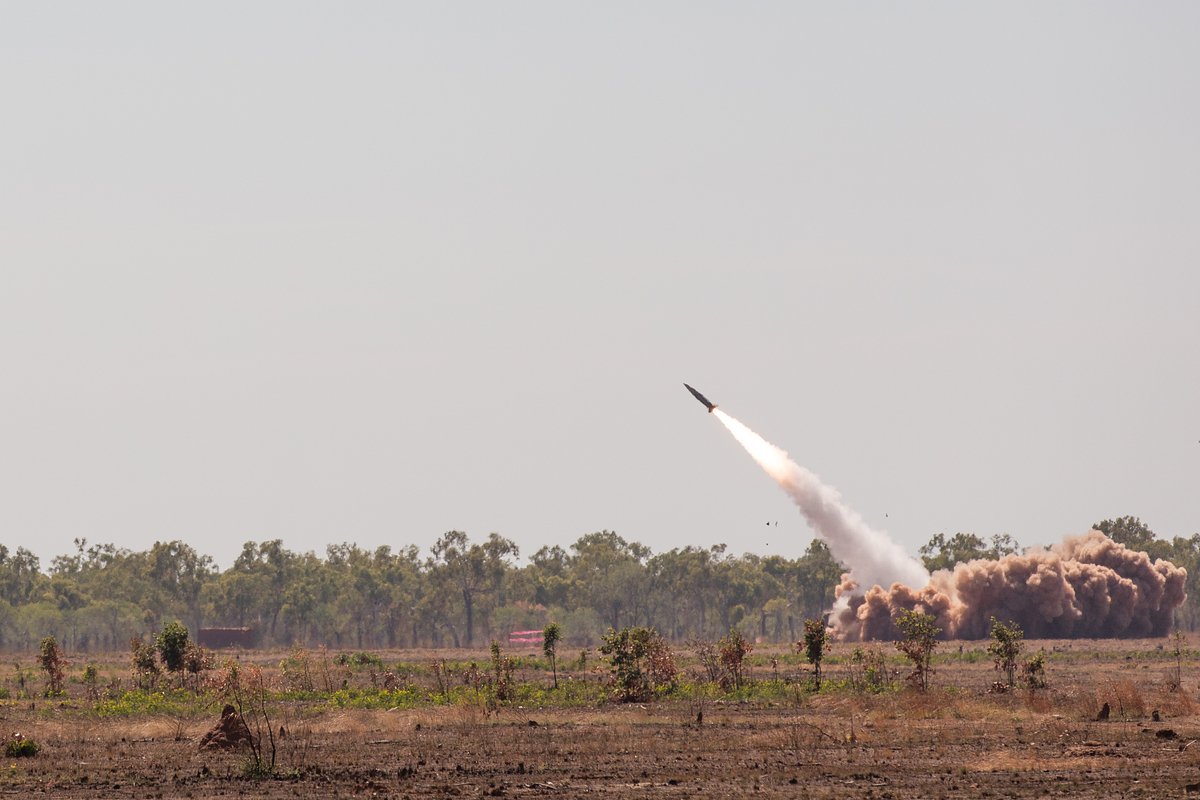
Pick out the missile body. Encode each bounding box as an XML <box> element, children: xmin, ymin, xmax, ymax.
<box><xmin>683</xmin><ymin>383</ymin><xmax>717</xmax><ymax>413</ymax></box>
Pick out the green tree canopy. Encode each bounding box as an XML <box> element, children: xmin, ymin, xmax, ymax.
<box><xmin>919</xmin><ymin>533</ymin><xmax>1020</xmax><ymax>572</ymax></box>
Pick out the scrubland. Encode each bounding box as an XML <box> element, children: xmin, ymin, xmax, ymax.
<box><xmin>1</xmin><ymin>637</ymin><xmax>1198</xmax><ymax>798</ymax></box>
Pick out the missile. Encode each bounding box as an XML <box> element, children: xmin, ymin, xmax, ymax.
<box><xmin>683</xmin><ymin>383</ymin><xmax>717</xmax><ymax>413</ymax></box>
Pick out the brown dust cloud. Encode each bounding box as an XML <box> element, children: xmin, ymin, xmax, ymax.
<box><xmin>708</xmin><ymin>407</ymin><xmax>1186</xmax><ymax>640</ymax></box>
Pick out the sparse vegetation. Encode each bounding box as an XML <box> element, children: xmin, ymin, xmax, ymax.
<box><xmin>895</xmin><ymin>610</ymin><xmax>940</xmax><ymax>692</ymax></box>
<box><xmin>489</xmin><ymin>641</ymin><xmax>515</xmax><ymax>704</ymax></box>
<box><xmin>987</xmin><ymin>617</ymin><xmax>1024</xmax><ymax>690</ymax></box>
<box><xmin>0</xmin><ymin>636</ymin><xmax>1191</xmax><ymax>797</ymax></box>
<box><xmin>182</xmin><ymin>640</ymin><xmax>214</xmax><ymax>688</ymax></box>
<box><xmin>130</xmin><ymin>635</ymin><xmax>159</xmax><ymax>689</ymax></box>
<box><xmin>81</xmin><ymin>662</ymin><xmax>101</xmax><ymax>701</ymax></box>
<box><xmin>38</xmin><ymin>635</ymin><xmax>67</xmax><ymax>696</ymax></box>
<box><xmin>542</xmin><ymin>622</ymin><xmax>561</xmax><ymax>689</ymax></box>
<box><xmin>1022</xmin><ymin>651</ymin><xmax>1048</xmax><ymax>690</ymax></box>
<box><xmin>223</xmin><ymin>663</ymin><xmax>277</xmax><ymax>778</ymax></box>
<box><xmin>718</xmin><ymin>628</ymin><xmax>753</xmax><ymax>691</ymax></box>
<box><xmin>335</xmin><ymin>651</ymin><xmax>383</xmax><ymax>669</ymax></box>
<box><xmin>155</xmin><ymin>621</ymin><xmax>190</xmax><ymax>676</ymax></box>
<box><xmin>1172</xmin><ymin>629</ymin><xmax>1186</xmax><ymax>689</ymax></box>
<box><xmin>847</xmin><ymin>645</ymin><xmax>894</xmax><ymax>693</ymax></box>
<box><xmin>4</xmin><ymin>733</ymin><xmax>39</xmax><ymax>758</ymax></box>
<box><xmin>599</xmin><ymin>626</ymin><xmax>678</xmax><ymax>701</ymax></box>
<box><xmin>800</xmin><ymin>618</ymin><xmax>829</xmax><ymax>690</ymax></box>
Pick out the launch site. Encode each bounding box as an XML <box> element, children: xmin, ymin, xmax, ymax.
<box><xmin>4</xmin><ymin>2</ymin><xmax>1197</xmax><ymax>798</ymax></box>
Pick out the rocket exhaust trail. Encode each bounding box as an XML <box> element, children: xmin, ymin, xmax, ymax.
<box><xmin>706</xmin><ymin>407</ymin><xmax>930</xmax><ymax>596</ymax></box>
<box><xmin>697</xmin><ymin>401</ymin><xmax>1187</xmax><ymax>641</ymax></box>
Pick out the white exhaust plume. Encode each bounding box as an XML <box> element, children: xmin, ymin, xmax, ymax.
<box><xmin>712</xmin><ymin>409</ymin><xmax>929</xmax><ymax>594</ymax></box>
<box><xmin>708</xmin><ymin>407</ymin><xmax>1188</xmax><ymax>641</ymax></box>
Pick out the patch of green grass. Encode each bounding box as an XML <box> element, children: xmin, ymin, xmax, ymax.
<box><xmin>89</xmin><ymin>689</ymin><xmax>212</xmax><ymax>718</ymax></box>
<box><xmin>335</xmin><ymin>651</ymin><xmax>384</xmax><ymax>669</ymax></box>
<box><xmin>324</xmin><ymin>687</ymin><xmax>424</xmax><ymax>709</ymax></box>
<box><xmin>510</xmin><ymin>678</ymin><xmax>606</xmax><ymax>707</ymax></box>
<box><xmin>240</xmin><ymin>756</ymin><xmax>274</xmax><ymax>779</ymax></box>
<box><xmin>936</xmin><ymin>648</ymin><xmax>987</xmax><ymax>664</ymax></box>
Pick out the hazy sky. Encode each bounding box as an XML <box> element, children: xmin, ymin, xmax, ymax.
<box><xmin>4</xmin><ymin>3</ymin><xmax>1197</xmax><ymax>570</ymax></box>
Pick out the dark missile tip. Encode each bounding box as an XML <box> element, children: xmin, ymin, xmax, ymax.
<box><xmin>683</xmin><ymin>383</ymin><xmax>717</xmax><ymax>412</ymax></box>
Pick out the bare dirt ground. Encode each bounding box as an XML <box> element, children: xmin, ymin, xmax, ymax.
<box><xmin>3</xmin><ymin>638</ymin><xmax>1200</xmax><ymax>798</ymax></box>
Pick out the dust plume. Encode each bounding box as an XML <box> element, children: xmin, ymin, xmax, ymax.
<box><xmin>708</xmin><ymin>407</ymin><xmax>1187</xmax><ymax>640</ymax></box>
<box><xmin>712</xmin><ymin>409</ymin><xmax>929</xmax><ymax>593</ymax></box>
<box><xmin>833</xmin><ymin>530</ymin><xmax>1188</xmax><ymax>641</ymax></box>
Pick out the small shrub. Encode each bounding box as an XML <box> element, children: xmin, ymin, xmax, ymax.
<box><xmin>895</xmin><ymin>610</ymin><xmax>940</xmax><ymax>692</ymax></box>
<box><xmin>432</xmin><ymin>660</ymin><xmax>448</xmax><ymax>699</ymax></box>
<box><xmin>800</xmin><ymin>619</ymin><xmax>829</xmax><ymax>690</ymax></box>
<box><xmin>5</xmin><ymin>733</ymin><xmax>39</xmax><ymax>758</ymax></box>
<box><xmin>1171</xmin><ymin>630</ymin><xmax>1186</xmax><ymax>690</ymax></box>
<box><xmin>489</xmin><ymin>642</ymin><xmax>515</xmax><ymax>704</ymax></box>
<box><xmin>461</xmin><ymin>661</ymin><xmax>486</xmax><ymax>694</ymax></box>
<box><xmin>693</xmin><ymin>640</ymin><xmax>721</xmax><ymax>684</ymax></box>
<box><xmin>209</xmin><ymin>658</ymin><xmax>242</xmax><ymax>697</ymax></box>
<box><xmin>156</xmin><ymin>621</ymin><xmax>190</xmax><ymax>675</ymax></box>
<box><xmin>183</xmin><ymin>641</ymin><xmax>214</xmax><ymax>688</ymax></box>
<box><xmin>718</xmin><ymin>629</ymin><xmax>753</xmax><ymax>691</ymax></box>
<box><xmin>38</xmin><ymin>636</ymin><xmax>67</xmax><ymax>697</ymax></box>
<box><xmin>280</xmin><ymin>647</ymin><xmax>314</xmax><ymax>692</ymax></box>
<box><xmin>987</xmin><ymin>617</ymin><xmax>1023</xmax><ymax>689</ymax></box>
<box><xmin>130</xmin><ymin>636</ymin><xmax>160</xmax><ymax>690</ymax></box>
<box><xmin>1022</xmin><ymin>652</ymin><xmax>1048</xmax><ymax>690</ymax></box>
<box><xmin>599</xmin><ymin>626</ymin><xmax>677</xmax><ymax>702</ymax></box>
<box><xmin>543</xmin><ymin>622</ymin><xmax>562</xmax><ymax>689</ymax></box>
<box><xmin>223</xmin><ymin>664</ymin><xmax>276</xmax><ymax>777</ymax></box>
<box><xmin>241</xmin><ymin>756</ymin><xmax>274</xmax><ymax>779</ymax></box>
<box><xmin>82</xmin><ymin>663</ymin><xmax>101</xmax><ymax>702</ymax></box>
<box><xmin>848</xmin><ymin>646</ymin><xmax>893</xmax><ymax>693</ymax></box>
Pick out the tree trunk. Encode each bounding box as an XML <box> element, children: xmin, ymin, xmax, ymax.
<box><xmin>463</xmin><ymin>589</ymin><xmax>474</xmax><ymax>647</ymax></box>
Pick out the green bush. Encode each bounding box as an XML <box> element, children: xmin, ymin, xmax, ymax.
<box><xmin>987</xmin><ymin>617</ymin><xmax>1024</xmax><ymax>689</ymax></box>
<box><xmin>599</xmin><ymin>626</ymin><xmax>677</xmax><ymax>702</ymax></box>
<box><xmin>155</xmin><ymin>621</ymin><xmax>190</xmax><ymax>674</ymax></box>
<box><xmin>5</xmin><ymin>734</ymin><xmax>39</xmax><ymax>758</ymax></box>
<box><xmin>800</xmin><ymin>620</ymin><xmax>828</xmax><ymax>690</ymax></box>
<box><xmin>895</xmin><ymin>610</ymin><xmax>940</xmax><ymax>692</ymax></box>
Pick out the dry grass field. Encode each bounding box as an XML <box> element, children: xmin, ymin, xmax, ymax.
<box><xmin>2</xmin><ymin>637</ymin><xmax>1199</xmax><ymax>798</ymax></box>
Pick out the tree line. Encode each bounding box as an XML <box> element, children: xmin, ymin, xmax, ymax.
<box><xmin>0</xmin><ymin>516</ymin><xmax>1194</xmax><ymax>652</ymax></box>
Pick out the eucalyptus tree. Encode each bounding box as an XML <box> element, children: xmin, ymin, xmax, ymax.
<box><xmin>1093</xmin><ymin>516</ymin><xmax>1164</xmax><ymax>556</ymax></box>
<box><xmin>711</xmin><ymin>554</ymin><xmax>780</xmax><ymax>637</ymax></box>
<box><xmin>918</xmin><ymin>532</ymin><xmax>1020</xmax><ymax>572</ymax></box>
<box><xmin>205</xmin><ymin>569</ymin><xmax>267</xmax><ymax>629</ymax></box>
<box><xmin>322</xmin><ymin>543</ymin><xmax>423</xmax><ymax>648</ymax></box>
<box><xmin>148</xmin><ymin>540</ymin><xmax>216</xmax><ymax>633</ymax></box>
<box><xmin>566</xmin><ymin>531</ymin><xmax>650</xmax><ymax>631</ymax></box>
<box><xmin>0</xmin><ymin>545</ymin><xmax>46</xmax><ymax>606</ymax></box>
<box><xmin>377</xmin><ymin>544</ymin><xmax>424</xmax><ymax>647</ymax></box>
<box><xmin>791</xmin><ymin>540</ymin><xmax>845</xmax><ymax>621</ymax></box>
<box><xmin>525</xmin><ymin>545</ymin><xmax>572</xmax><ymax>608</ymax></box>
<box><xmin>428</xmin><ymin>531</ymin><xmax>518</xmax><ymax>647</ymax></box>
<box><xmin>229</xmin><ymin>540</ymin><xmax>296</xmax><ymax>639</ymax></box>
<box><xmin>279</xmin><ymin>551</ymin><xmax>335</xmax><ymax>646</ymax></box>
<box><xmin>646</xmin><ymin>545</ymin><xmax>725</xmax><ymax>640</ymax></box>
<box><xmin>1166</xmin><ymin>533</ymin><xmax>1200</xmax><ymax>630</ymax></box>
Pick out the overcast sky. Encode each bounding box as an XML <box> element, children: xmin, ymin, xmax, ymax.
<box><xmin>3</xmin><ymin>2</ymin><xmax>1197</xmax><ymax>570</ymax></box>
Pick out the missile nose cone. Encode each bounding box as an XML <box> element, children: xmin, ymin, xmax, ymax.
<box><xmin>683</xmin><ymin>383</ymin><xmax>717</xmax><ymax>412</ymax></box>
